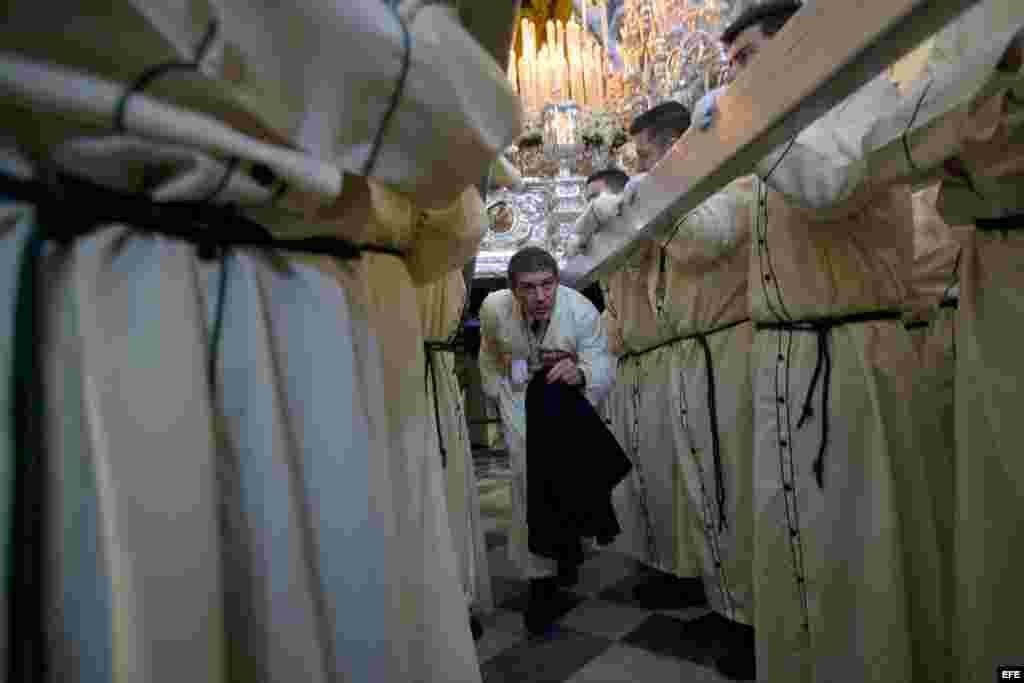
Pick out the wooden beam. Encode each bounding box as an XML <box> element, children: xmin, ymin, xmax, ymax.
<box><xmin>563</xmin><ymin>0</ymin><xmax>982</xmax><ymax>290</ymax></box>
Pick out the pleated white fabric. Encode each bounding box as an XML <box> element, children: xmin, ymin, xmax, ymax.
<box><xmin>607</xmin><ymin>348</ymin><xmax>703</xmax><ymax>578</ymax></box>
<box><xmin>0</xmin><ymin>140</ymin><xmax>485</xmax><ymax>683</ymax></box>
<box><xmin>599</xmin><ymin>243</ymin><xmax>705</xmax><ymax>578</ymax></box>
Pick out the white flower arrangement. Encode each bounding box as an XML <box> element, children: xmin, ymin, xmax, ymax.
<box><xmin>578</xmin><ymin>108</ymin><xmax>628</xmax><ymax>150</ymax></box>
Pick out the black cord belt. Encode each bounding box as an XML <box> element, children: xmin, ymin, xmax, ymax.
<box><xmin>975</xmin><ymin>213</ymin><xmax>1024</xmax><ymax>231</ymax></box>
<box><xmin>618</xmin><ymin>317</ymin><xmax>750</xmax><ymax>362</ymax></box>
<box><xmin>756</xmin><ymin>310</ymin><xmax>904</xmax><ymax>489</ymax></box>
<box><xmin>0</xmin><ymin>171</ymin><xmax>404</xmax><ymax>261</ymax></box>
<box><xmin>905</xmin><ymin>298</ymin><xmax>959</xmax><ymax>330</ymax></box>
<box><xmin>621</xmin><ymin>317</ymin><xmax>750</xmax><ymax>531</ymax></box>
<box><xmin>0</xmin><ymin>167</ymin><xmax>407</xmax><ymax>681</ymax></box>
<box><xmin>424</xmin><ymin>341</ymin><xmax>463</xmax><ymax>353</ymax></box>
<box><xmin>423</xmin><ymin>341</ymin><xmax>464</xmax><ymax>469</ymax></box>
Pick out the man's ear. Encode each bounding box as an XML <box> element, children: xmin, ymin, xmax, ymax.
<box><xmin>998</xmin><ymin>31</ymin><xmax>1023</xmax><ymax>72</ymax></box>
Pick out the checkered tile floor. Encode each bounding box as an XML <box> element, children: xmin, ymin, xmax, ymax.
<box><xmin>475</xmin><ymin>523</ymin><xmax>752</xmax><ymax>683</ymax></box>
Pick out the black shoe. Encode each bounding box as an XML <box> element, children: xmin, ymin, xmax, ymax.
<box><xmin>714</xmin><ymin>622</ymin><xmax>756</xmax><ymax>680</ymax></box>
<box><xmin>556</xmin><ymin>562</ymin><xmax>580</xmax><ymax>588</ymax></box>
<box><xmin>631</xmin><ymin>574</ymin><xmax>707</xmax><ymax>609</ymax></box>
<box><xmin>676</xmin><ymin>611</ymin><xmax>737</xmax><ymax>650</ymax></box>
<box><xmin>470</xmin><ymin>615</ymin><xmax>484</xmax><ymax>641</ymax></box>
<box><xmin>524</xmin><ymin>578</ymin><xmax>576</xmax><ymax>637</ymax></box>
<box><xmin>715</xmin><ymin>650</ymin><xmax>756</xmax><ymax>681</ymax></box>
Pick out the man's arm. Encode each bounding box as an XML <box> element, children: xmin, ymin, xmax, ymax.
<box><xmin>602</xmin><ymin>306</ymin><xmax>626</xmax><ymax>359</ymax></box>
<box><xmin>573</xmin><ymin>299</ymin><xmax>616</xmax><ymax>405</ymax></box>
<box><xmin>567</xmin><ymin>193</ymin><xmax>622</xmax><ymax>258</ymax></box>
<box><xmin>661</xmin><ymin>178</ymin><xmax>751</xmax><ymax>263</ymax></box>
<box><xmin>752</xmin><ymin>6</ymin><xmax>1024</xmax><ymax>211</ymax></box>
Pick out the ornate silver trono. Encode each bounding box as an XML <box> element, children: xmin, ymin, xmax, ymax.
<box><xmin>475</xmin><ymin>174</ymin><xmax>589</xmax><ymax>280</ymax></box>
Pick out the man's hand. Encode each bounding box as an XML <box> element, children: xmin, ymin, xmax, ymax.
<box><xmin>695</xmin><ymin>86</ymin><xmax>726</xmax><ymax>131</ymax></box>
<box><xmin>591</xmin><ymin>192</ymin><xmax>621</xmax><ymax>222</ymax></box>
<box><xmin>510</xmin><ymin>359</ymin><xmax>530</xmax><ymax>385</ymax></box>
<box><xmin>998</xmin><ymin>29</ymin><xmax>1024</xmax><ymax>72</ymax></box>
<box><xmin>619</xmin><ymin>173</ymin><xmax>648</xmax><ymax>214</ymax></box>
<box><xmin>545</xmin><ymin>357</ymin><xmax>583</xmax><ymax>386</ymax></box>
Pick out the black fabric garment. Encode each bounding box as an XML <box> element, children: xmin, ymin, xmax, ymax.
<box><xmin>526</xmin><ymin>374</ymin><xmax>631</xmax><ymax>568</ymax></box>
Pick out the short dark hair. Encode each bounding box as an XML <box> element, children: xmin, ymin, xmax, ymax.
<box><xmin>586</xmin><ymin>168</ymin><xmax>630</xmax><ymax>194</ymax></box>
<box><xmin>629</xmin><ymin>101</ymin><xmax>692</xmax><ymax>147</ymax></box>
<box><xmin>508</xmin><ymin>246</ymin><xmax>558</xmax><ymax>286</ymax></box>
<box><xmin>721</xmin><ymin>1</ymin><xmax>802</xmax><ymax>46</ymax></box>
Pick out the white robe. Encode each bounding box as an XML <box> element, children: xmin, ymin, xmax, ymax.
<box><xmin>759</xmin><ymin>3</ymin><xmax>1024</xmax><ymax>678</ymax></box>
<box><xmin>600</xmin><ymin>242</ymin><xmax>702</xmax><ymax>576</ymax></box>
<box><xmin>715</xmin><ymin>74</ymin><xmax>947</xmax><ymax>681</ymax></box>
<box><xmin>656</xmin><ymin>177</ymin><xmax>757</xmax><ymax>626</ymax></box>
<box><xmin>478</xmin><ymin>285</ymin><xmax>615</xmax><ymax>579</ymax></box>
<box><xmin>907</xmin><ymin>6</ymin><xmax>1024</xmax><ymax>679</ymax></box>
<box><xmin>0</xmin><ymin>138</ymin><xmax>485</xmax><ymax>683</ymax></box>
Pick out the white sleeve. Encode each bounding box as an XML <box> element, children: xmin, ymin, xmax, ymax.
<box><xmin>755</xmin><ymin>5</ymin><xmax>1024</xmax><ymax>210</ymax></box>
<box><xmin>574</xmin><ymin>299</ymin><xmax>616</xmax><ymax>405</ymax></box>
<box><xmin>664</xmin><ymin>182</ymin><xmax>748</xmax><ymax>261</ymax></box>
<box><xmin>568</xmin><ymin>193</ymin><xmax>622</xmax><ymax>257</ymax></box>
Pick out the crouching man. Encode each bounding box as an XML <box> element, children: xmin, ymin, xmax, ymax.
<box><xmin>478</xmin><ymin>246</ymin><xmax>626</xmax><ymax>635</ymax></box>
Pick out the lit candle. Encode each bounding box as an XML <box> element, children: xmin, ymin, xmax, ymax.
<box><xmin>561</xmin><ymin>20</ymin><xmax>569</xmax><ymax>100</ymax></box>
<box><xmin>576</xmin><ymin>22</ymin><xmax>587</xmax><ymax>104</ymax></box>
<box><xmin>582</xmin><ymin>39</ymin><xmax>593</xmax><ymax>107</ymax></box>
<box><xmin>542</xmin><ymin>45</ymin><xmax>553</xmax><ymax>103</ymax></box>
<box><xmin>519</xmin><ymin>54</ymin><xmax>530</xmax><ymax>113</ymax></box>
<box><xmin>567</xmin><ymin>19</ymin><xmax>579</xmax><ymax>102</ymax></box>
<box><xmin>507</xmin><ymin>56</ymin><xmax>518</xmax><ymax>95</ymax></box>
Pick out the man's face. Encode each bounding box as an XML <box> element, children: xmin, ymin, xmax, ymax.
<box><xmin>585</xmin><ymin>179</ymin><xmax>611</xmax><ymax>201</ymax></box>
<box><xmin>633</xmin><ymin>128</ymin><xmax>667</xmax><ymax>174</ymax></box>
<box><xmin>513</xmin><ymin>270</ymin><xmax>558</xmax><ymax>321</ymax></box>
<box><xmin>724</xmin><ymin>25</ymin><xmax>769</xmax><ymax>83</ymax></box>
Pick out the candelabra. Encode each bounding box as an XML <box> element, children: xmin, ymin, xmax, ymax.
<box><xmin>617</xmin><ymin>0</ymin><xmax>727</xmax><ymax>109</ymax></box>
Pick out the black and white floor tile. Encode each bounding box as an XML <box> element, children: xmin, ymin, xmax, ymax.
<box><xmin>475</xmin><ymin>521</ymin><xmax>752</xmax><ymax>683</ymax></box>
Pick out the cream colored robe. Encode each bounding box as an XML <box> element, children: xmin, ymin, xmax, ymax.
<box><xmin>296</xmin><ymin>179</ymin><xmax>488</xmax><ymax>683</ymax></box>
<box><xmin>903</xmin><ymin>6</ymin><xmax>1024</xmax><ymax>679</ymax></box>
<box><xmin>0</xmin><ymin>137</ymin><xmax>492</xmax><ymax>683</ymax></box>
<box><xmin>653</xmin><ymin>177</ymin><xmax>757</xmax><ymax>627</ymax></box>
<box><xmin>905</xmin><ymin>186</ymin><xmax>969</xmax><ymax>649</ymax></box>
<box><xmin>600</xmin><ymin>243</ymin><xmax>704</xmax><ymax>578</ymax></box>
<box><xmin>478</xmin><ymin>285</ymin><xmax>615</xmax><ymax>579</ymax></box>
<box><xmin>417</xmin><ymin>270</ymin><xmax>494</xmax><ymax>614</ymax></box>
<box><xmin>756</xmin><ymin>2</ymin><xmax>1024</xmax><ymax>678</ymax></box>
<box><xmin>733</xmin><ymin>74</ymin><xmax>947</xmax><ymax>682</ymax></box>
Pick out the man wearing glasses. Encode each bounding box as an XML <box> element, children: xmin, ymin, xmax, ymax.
<box><xmin>478</xmin><ymin>246</ymin><xmax>618</xmax><ymax>635</ymax></box>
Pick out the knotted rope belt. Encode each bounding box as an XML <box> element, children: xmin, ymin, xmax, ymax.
<box><xmin>0</xmin><ymin>168</ymin><xmax>403</xmax><ymax>682</ymax></box>
<box><xmin>755</xmin><ymin>310</ymin><xmax>904</xmax><ymax>489</ymax></box>
<box><xmin>619</xmin><ymin>317</ymin><xmax>750</xmax><ymax>532</ymax></box>
<box><xmin>424</xmin><ymin>340</ymin><xmax>464</xmax><ymax>469</ymax></box>
<box><xmin>905</xmin><ymin>297</ymin><xmax>959</xmax><ymax>330</ymax></box>
<box><xmin>975</xmin><ymin>213</ymin><xmax>1024</xmax><ymax>231</ymax></box>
